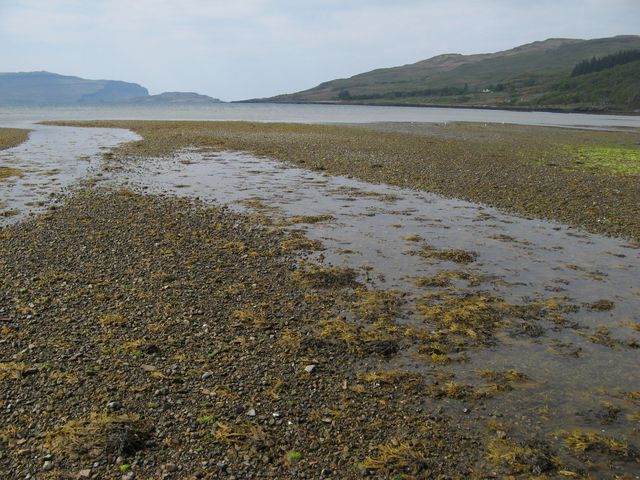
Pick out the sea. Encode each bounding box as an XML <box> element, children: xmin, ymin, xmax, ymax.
<box><xmin>0</xmin><ymin>103</ymin><xmax>639</xmax><ymax>129</ymax></box>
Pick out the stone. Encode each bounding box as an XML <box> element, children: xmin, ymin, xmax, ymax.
<box><xmin>162</xmin><ymin>463</ymin><xmax>177</xmax><ymax>472</ymax></box>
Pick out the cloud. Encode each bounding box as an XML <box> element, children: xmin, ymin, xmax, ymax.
<box><xmin>0</xmin><ymin>0</ymin><xmax>638</xmax><ymax>99</ymax></box>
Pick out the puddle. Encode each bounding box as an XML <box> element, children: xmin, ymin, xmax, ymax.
<box><xmin>1</xmin><ymin>125</ymin><xmax>639</xmax><ymax>474</ymax></box>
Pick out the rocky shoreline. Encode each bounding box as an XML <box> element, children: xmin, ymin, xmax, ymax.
<box><xmin>0</xmin><ymin>189</ymin><xmax>487</xmax><ymax>479</ymax></box>
<box><xmin>2</xmin><ymin>121</ymin><xmax>639</xmax><ymax>478</ymax></box>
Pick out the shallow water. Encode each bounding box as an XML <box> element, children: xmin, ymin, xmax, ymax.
<box><xmin>0</xmin><ymin>125</ymin><xmax>139</xmax><ymax>223</ymax></box>
<box><xmin>1</xmin><ymin>103</ymin><xmax>640</xmax><ymax>129</ymax></box>
<box><xmin>2</xmin><ymin>123</ymin><xmax>640</xmax><ymax>474</ymax></box>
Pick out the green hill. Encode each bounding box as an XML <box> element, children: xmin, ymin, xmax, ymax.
<box><xmin>256</xmin><ymin>35</ymin><xmax>640</xmax><ymax>112</ymax></box>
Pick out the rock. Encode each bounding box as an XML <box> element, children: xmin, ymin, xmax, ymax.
<box><xmin>43</xmin><ymin>460</ymin><xmax>53</xmax><ymax>471</ymax></box>
<box><xmin>246</xmin><ymin>408</ymin><xmax>256</xmax><ymax>417</ymax></box>
<box><xmin>141</xmin><ymin>364</ymin><xmax>157</xmax><ymax>372</ymax></box>
<box><xmin>107</xmin><ymin>401</ymin><xmax>121</xmax><ymax>410</ymax></box>
<box><xmin>304</xmin><ymin>364</ymin><xmax>317</xmax><ymax>373</ymax></box>
<box><xmin>143</xmin><ymin>344</ymin><xmax>160</xmax><ymax>354</ymax></box>
<box><xmin>496</xmin><ymin>430</ymin><xmax>507</xmax><ymax>439</ymax></box>
<box><xmin>77</xmin><ymin>469</ymin><xmax>92</xmax><ymax>478</ymax></box>
<box><xmin>162</xmin><ymin>463</ymin><xmax>177</xmax><ymax>472</ymax></box>
<box><xmin>201</xmin><ymin>371</ymin><xmax>213</xmax><ymax>380</ymax></box>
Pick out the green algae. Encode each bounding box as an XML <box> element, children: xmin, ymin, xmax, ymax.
<box><xmin>569</xmin><ymin>145</ymin><xmax>640</xmax><ymax>175</ymax></box>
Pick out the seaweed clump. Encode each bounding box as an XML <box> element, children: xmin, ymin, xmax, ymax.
<box><xmin>418</xmin><ymin>292</ymin><xmax>511</xmax><ymax>345</ymax></box>
<box><xmin>292</xmin><ymin>266</ymin><xmax>358</xmax><ymax>289</ymax></box>
<box><xmin>486</xmin><ymin>437</ymin><xmax>556</xmax><ymax>475</ymax></box>
<box><xmin>360</xmin><ymin>440</ymin><xmax>430</xmax><ymax>475</ymax></box>
<box><xmin>418</xmin><ymin>244</ymin><xmax>477</xmax><ymax>264</ymax></box>
<box><xmin>562</xmin><ymin>429</ymin><xmax>636</xmax><ymax>459</ymax></box>
<box><xmin>44</xmin><ymin>413</ymin><xmax>149</xmax><ymax>458</ymax></box>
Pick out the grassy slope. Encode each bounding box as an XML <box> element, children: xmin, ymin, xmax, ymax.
<box><xmin>531</xmin><ymin>60</ymin><xmax>640</xmax><ymax>108</ymax></box>
<box><xmin>263</xmin><ymin>36</ymin><xmax>640</xmax><ymax>111</ymax></box>
<box><xmin>46</xmin><ymin>120</ymin><xmax>640</xmax><ymax>241</ymax></box>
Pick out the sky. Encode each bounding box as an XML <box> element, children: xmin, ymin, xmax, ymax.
<box><xmin>1</xmin><ymin>0</ymin><xmax>639</xmax><ymax>101</ymax></box>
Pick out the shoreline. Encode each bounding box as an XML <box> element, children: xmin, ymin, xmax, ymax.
<box><xmin>235</xmin><ymin>99</ymin><xmax>640</xmax><ymax>117</ymax></box>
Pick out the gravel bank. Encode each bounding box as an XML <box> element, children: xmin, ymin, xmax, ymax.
<box><xmin>0</xmin><ymin>189</ymin><xmax>486</xmax><ymax>479</ymax></box>
<box><xmin>0</xmin><ymin>128</ymin><xmax>29</xmax><ymax>151</ymax></box>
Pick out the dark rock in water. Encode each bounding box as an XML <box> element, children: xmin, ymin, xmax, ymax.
<box><xmin>364</xmin><ymin>339</ymin><xmax>399</xmax><ymax>357</ymax></box>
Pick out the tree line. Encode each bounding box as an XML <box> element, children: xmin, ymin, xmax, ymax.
<box><xmin>571</xmin><ymin>49</ymin><xmax>640</xmax><ymax>77</ymax></box>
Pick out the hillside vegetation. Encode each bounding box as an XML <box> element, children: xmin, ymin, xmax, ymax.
<box><xmin>258</xmin><ymin>35</ymin><xmax>640</xmax><ymax>112</ymax></box>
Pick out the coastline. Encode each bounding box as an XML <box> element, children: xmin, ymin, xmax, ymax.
<box><xmin>235</xmin><ymin>99</ymin><xmax>640</xmax><ymax>116</ymax></box>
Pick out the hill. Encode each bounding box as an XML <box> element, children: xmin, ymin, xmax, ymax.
<box><xmin>123</xmin><ymin>91</ymin><xmax>222</xmax><ymax>105</ymax></box>
<box><xmin>0</xmin><ymin>72</ymin><xmax>223</xmax><ymax>106</ymax></box>
<box><xmin>254</xmin><ymin>35</ymin><xmax>640</xmax><ymax>112</ymax></box>
<box><xmin>0</xmin><ymin>71</ymin><xmax>148</xmax><ymax>105</ymax></box>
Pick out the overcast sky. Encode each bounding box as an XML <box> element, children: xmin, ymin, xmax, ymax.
<box><xmin>1</xmin><ymin>0</ymin><xmax>638</xmax><ymax>100</ymax></box>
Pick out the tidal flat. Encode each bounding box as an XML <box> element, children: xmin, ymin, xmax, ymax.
<box><xmin>1</xmin><ymin>121</ymin><xmax>639</xmax><ymax>478</ymax></box>
<box><xmin>47</xmin><ymin>120</ymin><xmax>640</xmax><ymax>241</ymax></box>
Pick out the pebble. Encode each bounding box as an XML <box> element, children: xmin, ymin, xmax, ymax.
<box><xmin>304</xmin><ymin>364</ymin><xmax>316</xmax><ymax>373</ymax></box>
<box><xmin>42</xmin><ymin>460</ymin><xmax>53</xmax><ymax>471</ymax></box>
<box><xmin>246</xmin><ymin>408</ymin><xmax>256</xmax><ymax>417</ymax></box>
<box><xmin>201</xmin><ymin>371</ymin><xmax>213</xmax><ymax>380</ymax></box>
<box><xmin>162</xmin><ymin>463</ymin><xmax>177</xmax><ymax>472</ymax></box>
